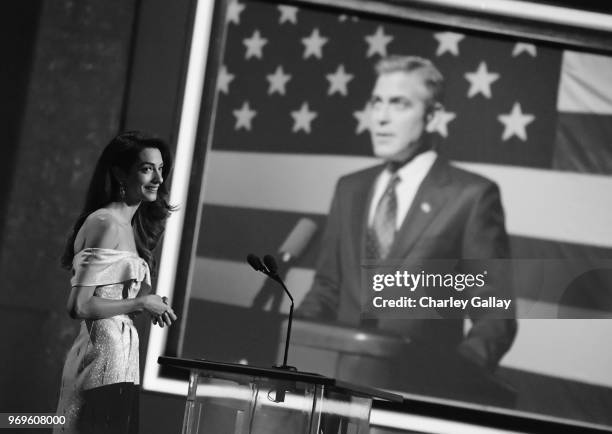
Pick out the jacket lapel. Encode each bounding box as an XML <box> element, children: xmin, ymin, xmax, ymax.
<box><xmin>388</xmin><ymin>158</ymin><xmax>452</xmax><ymax>258</ymax></box>
<box><xmin>348</xmin><ymin>165</ymin><xmax>384</xmax><ymax>264</ymax></box>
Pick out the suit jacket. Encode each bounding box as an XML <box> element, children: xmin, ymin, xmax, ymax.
<box><xmin>298</xmin><ymin>156</ymin><xmax>517</xmax><ymax>369</ymax></box>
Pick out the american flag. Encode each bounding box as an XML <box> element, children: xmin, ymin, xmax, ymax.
<box><xmin>183</xmin><ymin>0</ymin><xmax>612</xmax><ymax>377</ymax></box>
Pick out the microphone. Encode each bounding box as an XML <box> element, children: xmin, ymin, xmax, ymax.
<box><xmin>247</xmin><ymin>253</ymin><xmax>267</xmax><ymax>273</ymax></box>
<box><xmin>246</xmin><ymin>253</ymin><xmax>296</xmax><ymax>371</ymax></box>
<box><xmin>263</xmin><ymin>254</ymin><xmax>278</xmax><ymax>275</ymax></box>
<box><xmin>278</xmin><ymin>218</ymin><xmax>318</xmax><ymax>263</ymax></box>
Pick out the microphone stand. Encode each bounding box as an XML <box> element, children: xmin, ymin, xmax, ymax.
<box><xmin>270</xmin><ymin>274</ymin><xmax>296</xmax><ymax>371</ymax></box>
<box><xmin>267</xmin><ymin>272</ymin><xmax>298</xmax><ymax>403</ymax></box>
<box><xmin>250</xmin><ymin>254</ymin><xmax>297</xmax><ymax>403</ymax></box>
<box><xmin>246</xmin><ymin>254</ymin><xmax>297</xmax><ymax>371</ymax></box>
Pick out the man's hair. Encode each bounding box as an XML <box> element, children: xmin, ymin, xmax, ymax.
<box><xmin>374</xmin><ymin>55</ymin><xmax>444</xmax><ymax>108</ymax></box>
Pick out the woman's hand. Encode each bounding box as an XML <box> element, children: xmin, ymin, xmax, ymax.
<box><xmin>141</xmin><ymin>294</ymin><xmax>168</xmax><ymax>315</ymax></box>
<box><xmin>144</xmin><ymin>295</ymin><xmax>178</xmax><ymax>328</ymax></box>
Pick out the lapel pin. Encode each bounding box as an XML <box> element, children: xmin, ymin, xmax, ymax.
<box><xmin>421</xmin><ymin>202</ymin><xmax>431</xmax><ymax>213</ymax></box>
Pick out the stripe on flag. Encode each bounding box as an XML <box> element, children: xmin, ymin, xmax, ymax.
<box><xmin>202</xmin><ymin>151</ymin><xmax>612</xmax><ymax>248</ymax></box>
<box><xmin>554</xmin><ymin>51</ymin><xmax>612</xmax><ymax>174</ymax></box>
<box><xmin>557</xmin><ymin>51</ymin><xmax>612</xmax><ymax>114</ymax></box>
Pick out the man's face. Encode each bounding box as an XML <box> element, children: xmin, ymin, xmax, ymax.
<box><xmin>369</xmin><ymin>71</ymin><xmax>431</xmax><ymax>162</ymax></box>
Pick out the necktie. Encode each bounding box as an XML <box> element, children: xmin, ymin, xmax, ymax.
<box><xmin>366</xmin><ymin>173</ymin><xmax>400</xmax><ymax>260</ymax></box>
<box><xmin>362</xmin><ymin>174</ymin><xmax>400</xmax><ymax>330</ymax></box>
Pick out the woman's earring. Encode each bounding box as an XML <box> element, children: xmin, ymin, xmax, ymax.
<box><xmin>119</xmin><ymin>183</ymin><xmax>126</xmax><ymax>201</ymax></box>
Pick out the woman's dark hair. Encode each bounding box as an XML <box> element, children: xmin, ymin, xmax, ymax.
<box><xmin>61</xmin><ymin>131</ymin><xmax>175</xmax><ymax>273</ymax></box>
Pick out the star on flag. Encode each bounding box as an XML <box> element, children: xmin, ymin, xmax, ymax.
<box><xmin>226</xmin><ymin>1</ymin><xmax>245</xmax><ymax>25</ymax></box>
<box><xmin>233</xmin><ymin>102</ymin><xmax>257</xmax><ymax>131</ymax></box>
<box><xmin>243</xmin><ymin>30</ymin><xmax>268</xmax><ymax>59</ymax></box>
<box><xmin>338</xmin><ymin>14</ymin><xmax>359</xmax><ymax>22</ymax></box>
<box><xmin>427</xmin><ymin>109</ymin><xmax>456</xmax><ymax>137</ymax></box>
<box><xmin>266</xmin><ymin>66</ymin><xmax>291</xmax><ymax>95</ymax></box>
<box><xmin>365</xmin><ymin>26</ymin><xmax>393</xmax><ymax>57</ymax></box>
<box><xmin>464</xmin><ymin>62</ymin><xmax>500</xmax><ymax>98</ymax></box>
<box><xmin>217</xmin><ymin>65</ymin><xmax>234</xmax><ymax>94</ymax></box>
<box><xmin>513</xmin><ymin>43</ymin><xmax>537</xmax><ymax>57</ymax></box>
<box><xmin>278</xmin><ymin>5</ymin><xmax>298</xmax><ymax>24</ymax></box>
<box><xmin>353</xmin><ymin>104</ymin><xmax>371</xmax><ymax>135</ymax></box>
<box><xmin>433</xmin><ymin>32</ymin><xmax>465</xmax><ymax>56</ymax></box>
<box><xmin>291</xmin><ymin>102</ymin><xmax>317</xmax><ymax>133</ymax></box>
<box><xmin>301</xmin><ymin>28</ymin><xmax>328</xmax><ymax>59</ymax></box>
<box><xmin>498</xmin><ymin>102</ymin><xmax>535</xmax><ymax>141</ymax></box>
<box><xmin>326</xmin><ymin>65</ymin><xmax>354</xmax><ymax>96</ymax></box>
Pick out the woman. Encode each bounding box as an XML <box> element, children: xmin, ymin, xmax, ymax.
<box><xmin>55</xmin><ymin>131</ymin><xmax>178</xmax><ymax>433</ymax></box>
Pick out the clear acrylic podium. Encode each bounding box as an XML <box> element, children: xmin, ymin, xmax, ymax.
<box><xmin>158</xmin><ymin>356</ymin><xmax>402</xmax><ymax>434</ymax></box>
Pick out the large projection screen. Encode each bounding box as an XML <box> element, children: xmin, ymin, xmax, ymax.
<box><xmin>144</xmin><ymin>0</ymin><xmax>612</xmax><ymax>430</ymax></box>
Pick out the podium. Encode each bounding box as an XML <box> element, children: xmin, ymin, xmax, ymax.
<box><xmin>283</xmin><ymin>319</ymin><xmax>517</xmax><ymax>407</ymax></box>
<box><xmin>159</xmin><ymin>356</ymin><xmax>402</xmax><ymax>434</ymax></box>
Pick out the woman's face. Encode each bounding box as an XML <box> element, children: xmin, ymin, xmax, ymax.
<box><xmin>124</xmin><ymin>147</ymin><xmax>164</xmax><ymax>204</ymax></box>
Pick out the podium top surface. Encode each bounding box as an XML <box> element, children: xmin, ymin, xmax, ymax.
<box><xmin>158</xmin><ymin>356</ymin><xmax>402</xmax><ymax>402</ymax></box>
<box><xmin>288</xmin><ymin>319</ymin><xmax>411</xmax><ymax>357</ymax></box>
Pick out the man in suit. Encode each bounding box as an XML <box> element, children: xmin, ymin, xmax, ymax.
<box><xmin>297</xmin><ymin>55</ymin><xmax>517</xmax><ymax>370</ymax></box>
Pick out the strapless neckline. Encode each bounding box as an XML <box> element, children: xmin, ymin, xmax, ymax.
<box><xmin>74</xmin><ymin>247</ymin><xmax>140</xmax><ymax>257</ymax></box>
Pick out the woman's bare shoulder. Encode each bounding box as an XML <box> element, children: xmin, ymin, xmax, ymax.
<box><xmin>75</xmin><ymin>209</ymin><xmax>122</xmax><ymax>250</ymax></box>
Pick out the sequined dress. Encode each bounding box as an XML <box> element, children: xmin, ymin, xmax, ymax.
<box><xmin>54</xmin><ymin>248</ymin><xmax>150</xmax><ymax>434</ymax></box>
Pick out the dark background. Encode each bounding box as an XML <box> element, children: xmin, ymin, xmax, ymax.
<box><xmin>0</xmin><ymin>1</ymin><xmax>611</xmax><ymax>433</ymax></box>
<box><xmin>0</xmin><ymin>0</ymin><xmax>192</xmax><ymax>431</ymax></box>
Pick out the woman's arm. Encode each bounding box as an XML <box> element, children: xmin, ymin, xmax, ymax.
<box><xmin>67</xmin><ymin>285</ymin><xmax>169</xmax><ymax>320</ymax></box>
<box><xmin>66</xmin><ymin>212</ymin><xmax>174</xmax><ymax>322</ymax></box>
<box><xmin>67</xmin><ymin>285</ymin><xmax>140</xmax><ymax>319</ymax></box>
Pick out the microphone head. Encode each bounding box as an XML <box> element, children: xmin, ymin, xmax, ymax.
<box><xmin>263</xmin><ymin>254</ymin><xmax>278</xmax><ymax>274</ymax></box>
<box><xmin>278</xmin><ymin>218</ymin><xmax>318</xmax><ymax>262</ymax></box>
<box><xmin>247</xmin><ymin>254</ymin><xmax>266</xmax><ymax>273</ymax></box>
